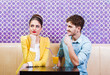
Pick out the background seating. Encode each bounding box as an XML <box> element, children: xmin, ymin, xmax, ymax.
<box><xmin>0</xmin><ymin>43</ymin><xmax>110</xmax><ymax>75</ymax></box>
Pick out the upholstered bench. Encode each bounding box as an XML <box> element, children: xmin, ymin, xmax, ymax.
<box><xmin>0</xmin><ymin>43</ymin><xmax>110</xmax><ymax>75</ymax></box>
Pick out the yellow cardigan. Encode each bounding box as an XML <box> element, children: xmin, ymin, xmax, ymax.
<box><xmin>16</xmin><ymin>35</ymin><xmax>50</xmax><ymax>74</ymax></box>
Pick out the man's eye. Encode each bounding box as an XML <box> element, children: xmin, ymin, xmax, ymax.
<box><xmin>68</xmin><ymin>26</ymin><xmax>72</xmax><ymax>28</ymax></box>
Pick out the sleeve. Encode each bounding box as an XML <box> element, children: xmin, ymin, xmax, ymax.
<box><xmin>16</xmin><ymin>36</ymin><xmax>29</xmax><ymax>74</ymax></box>
<box><xmin>32</xmin><ymin>37</ymin><xmax>50</xmax><ymax>66</ymax></box>
<box><xmin>78</xmin><ymin>42</ymin><xmax>92</xmax><ymax>65</ymax></box>
<box><xmin>27</xmin><ymin>62</ymin><xmax>33</xmax><ymax>66</ymax></box>
<box><xmin>57</xmin><ymin>39</ymin><xmax>64</xmax><ymax>57</ymax></box>
<box><xmin>27</xmin><ymin>62</ymin><xmax>33</xmax><ymax>71</ymax></box>
<box><xmin>21</xmin><ymin>36</ymin><xmax>29</xmax><ymax>62</ymax></box>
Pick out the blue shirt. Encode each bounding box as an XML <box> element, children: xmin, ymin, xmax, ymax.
<box><xmin>57</xmin><ymin>34</ymin><xmax>92</xmax><ymax>75</ymax></box>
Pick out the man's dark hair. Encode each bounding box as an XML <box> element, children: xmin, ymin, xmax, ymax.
<box><xmin>66</xmin><ymin>14</ymin><xmax>85</xmax><ymax>31</ymax></box>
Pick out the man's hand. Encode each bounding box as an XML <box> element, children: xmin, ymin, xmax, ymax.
<box><xmin>57</xmin><ymin>57</ymin><xmax>63</xmax><ymax>67</ymax></box>
<box><xmin>57</xmin><ymin>59</ymin><xmax>61</xmax><ymax>67</ymax></box>
<box><xmin>64</xmin><ymin>34</ymin><xmax>72</xmax><ymax>46</ymax></box>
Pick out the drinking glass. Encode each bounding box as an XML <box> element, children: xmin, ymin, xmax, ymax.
<box><xmin>52</xmin><ymin>55</ymin><xmax>59</xmax><ymax>69</ymax></box>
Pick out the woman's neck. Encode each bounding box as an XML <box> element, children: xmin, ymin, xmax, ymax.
<box><xmin>36</xmin><ymin>35</ymin><xmax>40</xmax><ymax>44</ymax></box>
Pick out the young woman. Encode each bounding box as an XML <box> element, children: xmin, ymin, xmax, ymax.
<box><xmin>16</xmin><ymin>14</ymin><xmax>50</xmax><ymax>75</ymax></box>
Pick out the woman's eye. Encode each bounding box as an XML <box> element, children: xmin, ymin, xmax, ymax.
<box><xmin>31</xmin><ymin>25</ymin><xmax>34</xmax><ymax>27</ymax></box>
<box><xmin>36</xmin><ymin>25</ymin><xmax>39</xmax><ymax>28</ymax></box>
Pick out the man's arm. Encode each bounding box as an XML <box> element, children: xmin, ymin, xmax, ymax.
<box><xmin>64</xmin><ymin>35</ymin><xmax>79</xmax><ymax>66</ymax></box>
<box><xmin>67</xmin><ymin>44</ymin><xmax>79</xmax><ymax>66</ymax></box>
<box><xmin>64</xmin><ymin>35</ymin><xmax>91</xmax><ymax>66</ymax></box>
<box><xmin>57</xmin><ymin>40</ymin><xmax>64</xmax><ymax>67</ymax></box>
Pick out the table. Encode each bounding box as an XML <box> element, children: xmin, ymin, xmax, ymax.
<box><xmin>20</xmin><ymin>67</ymin><xmax>79</xmax><ymax>75</ymax></box>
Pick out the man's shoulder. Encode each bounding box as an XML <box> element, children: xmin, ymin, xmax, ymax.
<box><xmin>81</xmin><ymin>34</ymin><xmax>91</xmax><ymax>43</ymax></box>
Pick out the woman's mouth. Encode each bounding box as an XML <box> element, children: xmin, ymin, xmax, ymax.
<box><xmin>33</xmin><ymin>31</ymin><xmax>36</xmax><ymax>33</ymax></box>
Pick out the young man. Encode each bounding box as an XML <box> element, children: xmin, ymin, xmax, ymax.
<box><xmin>57</xmin><ymin>15</ymin><xmax>91</xmax><ymax>75</ymax></box>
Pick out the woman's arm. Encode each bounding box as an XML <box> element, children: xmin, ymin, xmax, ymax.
<box><xmin>16</xmin><ymin>36</ymin><xmax>29</xmax><ymax>75</ymax></box>
<box><xmin>21</xmin><ymin>36</ymin><xmax>29</xmax><ymax>62</ymax></box>
<box><xmin>32</xmin><ymin>37</ymin><xmax>50</xmax><ymax>66</ymax></box>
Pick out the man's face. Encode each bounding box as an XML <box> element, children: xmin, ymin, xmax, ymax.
<box><xmin>66</xmin><ymin>21</ymin><xmax>80</xmax><ymax>36</ymax></box>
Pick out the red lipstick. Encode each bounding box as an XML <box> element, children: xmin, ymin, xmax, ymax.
<box><xmin>33</xmin><ymin>31</ymin><xmax>36</xmax><ymax>33</ymax></box>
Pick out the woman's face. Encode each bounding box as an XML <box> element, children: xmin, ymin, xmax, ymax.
<box><xmin>29</xmin><ymin>20</ymin><xmax>42</xmax><ymax>36</ymax></box>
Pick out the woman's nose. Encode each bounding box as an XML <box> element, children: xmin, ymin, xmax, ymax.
<box><xmin>33</xmin><ymin>26</ymin><xmax>36</xmax><ymax>30</ymax></box>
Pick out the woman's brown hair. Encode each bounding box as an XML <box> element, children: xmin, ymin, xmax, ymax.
<box><xmin>29</xmin><ymin>14</ymin><xmax>43</xmax><ymax>27</ymax></box>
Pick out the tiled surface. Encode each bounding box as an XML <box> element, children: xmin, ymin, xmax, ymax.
<box><xmin>0</xmin><ymin>0</ymin><xmax>110</xmax><ymax>43</ymax></box>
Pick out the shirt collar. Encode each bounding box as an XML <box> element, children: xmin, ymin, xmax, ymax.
<box><xmin>70</xmin><ymin>34</ymin><xmax>82</xmax><ymax>44</ymax></box>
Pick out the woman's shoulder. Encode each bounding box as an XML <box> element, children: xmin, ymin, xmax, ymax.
<box><xmin>20</xmin><ymin>35</ymin><xmax>29</xmax><ymax>41</ymax></box>
<box><xmin>41</xmin><ymin>36</ymin><xmax>49</xmax><ymax>39</ymax></box>
<box><xmin>41</xmin><ymin>36</ymin><xmax>50</xmax><ymax>41</ymax></box>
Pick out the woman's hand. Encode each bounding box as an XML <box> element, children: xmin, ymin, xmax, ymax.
<box><xmin>20</xmin><ymin>63</ymin><xmax>29</xmax><ymax>70</ymax></box>
<box><xmin>30</xmin><ymin>34</ymin><xmax>36</xmax><ymax>48</ymax></box>
<box><xmin>18</xmin><ymin>63</ymin><xmax>29</xmax><ymax>75</ymax></box>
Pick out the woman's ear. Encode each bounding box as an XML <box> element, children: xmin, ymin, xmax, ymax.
<box><xmin>29</xmin><ymin>27</ymin><xmax>30</xmax><ymax>31</ymax></box>
<box><xmin>40</xmin><ymin>27</ymin><xmax>42</xmax><ymax>31</ymax></box>
<box><xmin>29</xmin><ymin>26</ymin><xmax>31</xmax><ymax>33</ymax></box>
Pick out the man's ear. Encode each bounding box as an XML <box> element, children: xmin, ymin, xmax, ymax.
<box><xmin>77</xmin><ymin>26</ymin><xmax>81</xmax><ymax>32</ymax></box>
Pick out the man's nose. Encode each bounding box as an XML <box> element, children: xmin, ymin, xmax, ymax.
<box><xmin>67</xmin><ymin>27</ymin><xmax>69</xmax><ymax>31</ymax></box>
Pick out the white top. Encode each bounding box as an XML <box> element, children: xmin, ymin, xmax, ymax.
<box><xmin>27</xmin><ymin>44</ymin><xmax>40</xmax><ymax>71</ymax></box>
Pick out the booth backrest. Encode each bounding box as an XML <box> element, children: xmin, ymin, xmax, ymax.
<box><xmin>0</xmin><ymin>43</ymin><xmax>110</xmax><ymax>75</ymax></box>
